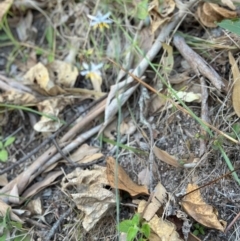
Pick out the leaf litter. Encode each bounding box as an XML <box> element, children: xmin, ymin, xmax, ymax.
<box><xmin>0</xmin><ymin>0</ymin><xmax>240</xmax><ymax>240</ymax></box>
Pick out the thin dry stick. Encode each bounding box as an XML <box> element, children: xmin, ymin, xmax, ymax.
<box><xmin>225</xmin><ymin>211</ymin><xmax>240</xmax><ymax>233</ymax></box>
<box><xmin>45</xmin><ymin>205</ymin><xmax>75</xmax><ymax>241</ymax></box>
<box><xmin>173</xmin><ymin>35</ymin><xmax>224</xmax><ymax>90</ymax></box>
<box><xmin>199</xmin><ymin>77</ymin><xmax>210</xmax><ymax>156</ymax></box>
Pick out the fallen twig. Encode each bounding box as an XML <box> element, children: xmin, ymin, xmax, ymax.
<box><xmin>45</xmin><ymin>205</ymin><xmax>75</xmax><ymax>241</ymax></box>
<box><xmin>173</xmin><ymin>35</ymin><xmax>224</xmax><ymax>90</ymax></box>
<box><xmin>200</xmin><ymin>77</ymin><xmax>210</xmax><ymax>156</ymax></box>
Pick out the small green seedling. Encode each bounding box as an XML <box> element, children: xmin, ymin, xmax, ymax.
<box><xmin>0</xmin><ymin>136</ymin><xmax>15</xmax><ymax>162</ymax></box>
<box><xmin>193</xmin><ymin>223</ymin><xmax>205</xmax><ymax>236</ymax></box>
<box><xmin>229</xmin><ymin>123</ymin><xmax>240</xmax><ymax>139</ymax></box>
<box><xmin>0</xmin><ymin>208</ymin><xmax>31</xmax><ymax>241</ymax></box>
<box><xmin>118</xmin><ymin>213</ymin><xmax>150</xmax><ymax>241</ymax></box>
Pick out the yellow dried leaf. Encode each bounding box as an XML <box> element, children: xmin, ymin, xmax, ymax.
<box><xmin>162</xmin><ymin>42</ymin><xmax>174</xmax><ymax>75</ymax></box>
<box><xmin>23</xmin><ymin>63</ymin><xmax>54</xmax><ymax>91</ymax></box>
<box><xmin>229</xmin><ymin>52</ymin><xmax>240</xmax><ymax>117</ymax></box>
<box><xmin>47</xmin><ymin>60</ymin><xmax>78</xmax><ymax>88</ymax></box>
<box><xmin>182</xmin><ymin>183</ymin><xmax>226</xmax><ymax>231</ymax></box>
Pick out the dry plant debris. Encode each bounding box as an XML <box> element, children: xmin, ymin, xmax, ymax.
<box><xmin>0</xmin><ymin>0</ymin><xmax>240</xmax><ymax>240</ymax></box>
<box><xmin>106</xmin><ymin>156</ymin><xmax>149</xmax><ymax>196</ymax></box>
<box><xmin>181</xmin><ymin>183</ymin><xmax>226</xmax><ymax>232</ymax></box>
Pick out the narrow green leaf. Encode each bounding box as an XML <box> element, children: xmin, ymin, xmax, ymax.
<box><xmin>45</xmin><ymin>26</ymin><xmax>54</xmax><ymax>49</ymax></box>
<box><xmin>217</xmin><ymin>19</ymin><xmax>240</xmax><ymax>36</ymax></box>
<box><xmin>141</xmin><ymin>223</ymin><xmax>150</xmax><ymax>238</ymax></box>
<box><xmin>4</xmin><ymin>136</ymin><xmax>15</xmax><ymax>147</ymax></box>
<box><xmin>127</xmin><ymin>226</ymin><xmax>139</xmax><ymax>241</ymax></box>
<box><xmin>0</xmin><ymin>141</ymin><xmax>3</xmax><ymax>149</ymax></box>
<box><xmin>14</xmin><ymin>233</ymin><xmax>31</xmax><ymax>241</ymax></box>
<box><xmin>0</xmin><ymin>149</ymin><xmax>8</xmax><ymax>162</ymax></box>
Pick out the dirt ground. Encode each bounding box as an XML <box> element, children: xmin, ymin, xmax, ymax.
<box><xmin>1</xmin><ymin>0</ymin><xmax>240</xmax><ymax>241</ymax></box>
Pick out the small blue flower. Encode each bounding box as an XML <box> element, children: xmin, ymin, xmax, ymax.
<box><xmin>81</xmin><ymin>62</ymin><xmax>103</xmax><ymax>81</ymax></box>
<box><xmin>87</xmin><ymin>11</ymin><xmax>112</xmax><ymax>31</ymax></box>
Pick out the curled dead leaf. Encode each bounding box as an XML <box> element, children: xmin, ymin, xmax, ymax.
<box><xmin>197</xmin><ymin>2</ymin><xmax>237</xmax><ymax>28</ymax></box>
<box><xmin>181</xmin><ymin>183</ymin><xmax>226</xmax><ymax>232</ymax></box>
<box><xmin>106</xmin><ymin>156</ymin><xmax>149</xmax><ymax>196</ymax></box>
<box><xmin>61</xmin><ymin>166</ymin><xmax>115</xmax><ymax>231</ymax></box>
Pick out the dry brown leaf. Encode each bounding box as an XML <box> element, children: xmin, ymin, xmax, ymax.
<box><xmin>23</xmin><ymin>62</ymin><xmax>54</xmax><ymax>91</ymax></box>
<box><xmin>61</xmin><ymin>166</ymin><xmax>115</xmax><ymax>231</ymax></box>
<box><xmin>138</xmin><ymin>168</ymin><xmax>150</xmax><ymax>186</ymax></box>
<box><xmin>106</xmin><ymin>156</ymin><xmax>149</xmax><ymax>196</ymax></box>
<box><xmin>221</xmin><ymin>0</ymin><xmax>236</xmax><ymax>10</ymax></box>
<box><xmin>150</xmin><ymin>10</ymin><xmax>170</xmax><ymax>33</ymax></box>
<box><xmin>47</xmin><ymin>60</ymin><xmax>78</xmax><ymax>88</ymax></box>
<box><xmin>104</xmin><ymin>118</ymin><xmax>136</xmax><ymax>140</ymax></box>
<box><xmin>0</xmin><ymin>174</ymin><xmax>8</xmax><ymax>186</ymax></box>
<box><xmin>169</xmin><ymin>72</ymin><xmax>190</xmax><ymax>84</ymax></box>
<box><xmin>9</xmin><ymin>184</ymin><xmax>19</xmax><ymax>204</ymax></box>
<box><xmin>138</xmin><ymin>200</ymin><xmax>183</xmax><ymax>241</ymax></box>
<box><xmin>0</xmin><ymin>91</ymin><xmax>38</xmax><ymax>105</ymax></box>
<box><xmin>79</xmin><ymin>153</ymin><xmax>103</xmax><ymax>164</ymax></box>
<box><xmin>148</xmin><ymin>0</ymin><xmax>174</xmax><ymax>33</ymax></box>
<box><xmin>229</xmin><ymin>52</ymin><xmax>240</xmax><ymax>117</ymax></box>
<box><xmin>23</xmin><ymin>61</ymin><xmax>77</xmax><ymax>94</ymax></box>
<box><xmin>162</xmin><ymin>42</ymin><xmax>174</xmax><ymax>75</ymax></box>
<box><xmin>188</xmin><ymin>232</ymin><xmax>202</xmax><ymax>241</ymax></box>
<box><xmin>26</xmin><ymin>198</ymin><xmax>42</xmax><ymax>215</ymax></box>
<box><xmin>150</xmin><ymin>94</ymin><xmax>167</xmax><ymax>113</ymax></box>
<box><xmin>158</xmin><ymin>0</ymin><xmax>175</xmax><ymax>18</ymax></box>
<box><xmin>34</xmin><ymin>97</ymin><xmax>74</xmax><ymax>132</ymax></box>
<box><xmin>0</xmin><ymin>0</ymin><xmax>13</xmax><ymax>22</ymax></box>
<box><xmin>197</xmin><ymin>2</ymin><xmax>237</xmax><ymax>28</ymax></box>
<box><xmin>153</xmin><ymin>146</ymin><xmax>181</xmax><ymax>167</ymax></box>
<box><xmin>70</xmin><ymin>144</ymin><xmax>101</xmax><ymax>163</ymax></box>
<box><xmin>120</xmin><ymin>119</ymin><xmax>137</xmax><ymax>135</ymax></box>
<box><xmin>142</xmin><ymin>182</ymin><xmax>167</xmax><ymax>221</ymax></box>
<box><xmin>182</xmin><ymin>183</ymin><xmax>226</xmax><ymax>231</ymax></box>
<box><xmin>0</xmin><ymin>199</ymin><xmax>23</xmax><ymax>223</ymax></box>
<box><xmin>22</xmin><ymin>171</ymin><xmax>62</xmax><ymax>200</ymax></box>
